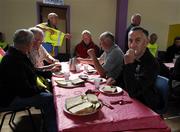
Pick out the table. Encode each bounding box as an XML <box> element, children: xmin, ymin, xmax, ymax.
<box><xmin>52</xmin><ymin>62</ymin><xmax>170</xmax><ymax>132</ymax></box>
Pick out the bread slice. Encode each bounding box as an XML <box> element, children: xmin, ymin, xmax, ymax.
<box><xmin>65</xmin><ymin>95</ymin><xmax>83</xmax><ymax>110</ymax></box>
<box><xmin>71</xmin><ymin>78</ymin><xmax>85</xmax><ymax>85</ymax></box>
<box><xmin>87</xmin><ymin>94</ymin><xmax>98</xmax><ymax>103</ymax></box>
<box><xmin>102</xmin><ymin>86</ymin><xmax>117</xmax><ymax>93</ymax></box>
<box><xmin>56</xmin><ymin>80</ymin><xmax>67</xmax><ymax>86</ymax></box>
<box><xmin>68</xmin><ymin>102</ymin><xmax>93</xmax><ymax>114</ymax></box>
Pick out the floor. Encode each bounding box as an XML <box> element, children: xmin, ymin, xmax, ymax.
<box><xmin>0</xmin><ymin>103</ymin><xmax>180</xmax><ymax>132</ymax></box>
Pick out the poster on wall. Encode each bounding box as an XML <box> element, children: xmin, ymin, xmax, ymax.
<box><xmin>43</xmin><ymin>0</ymin><xmax>64</xmax><ymax>5</ymax></box>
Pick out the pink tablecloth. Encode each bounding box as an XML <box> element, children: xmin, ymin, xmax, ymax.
<box><xmin>52</xmin><ymin>63</ymin><xmax>170</xmax><ymax>132</ymax></box>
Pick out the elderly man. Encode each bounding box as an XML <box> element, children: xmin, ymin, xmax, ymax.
<box><xmin>37</xmin><ymin>12</ymin><xmax>71</xmax><ymax>57</ymax></box>
<box><xmin>124</xmin><ymin>13</ymin><xmax>141</xmax><ymax>53</ymax></box>
<box><xmin>75</xmin><ymin>30</ymin><xmax>100</xmax><ymax>58</ymax></box>
<box><xmin>0</xmin><ymin>29</ymin><xmax>57</xmax><ymax>132</ymax></box>
<box><xmin>77</xmin><ymin>31</ymin><xmax>124</xmax><ymax>79</ymax></box>
<box><xmin>124</xmin><ymin>27</ymin><xmax>163</xmax><ymax>111</ymax></box>
<box><xmin>28</xmin><ymin>27</ymin><xmax>61</xmax><ymax>79</ymax></box>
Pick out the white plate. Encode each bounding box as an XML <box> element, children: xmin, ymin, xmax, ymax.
<box><xmin>87</xmin><ymin>78</ymin><xmax>106</xmax><ymax>84</ymax></box>
<box><xmin>99</xmin><ymin>86</ymin><xmax>123</xmax><ymax>95</ymax></box>
<box><xmin>63</xmin><ymin>101</ymin><xmax>102</xmax><ymax>116</ymax></box>
<box><xmin>55</xmin><ymin>79</ymin><xmax>84</xmax><ymax>88</ymax></box>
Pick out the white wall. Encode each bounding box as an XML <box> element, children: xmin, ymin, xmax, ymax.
<box><xmin>0</xmin><ymin>0</ymin><xmax>116</xmax><ymax>54</ymax></box>
<box><xmin>128</xmin><ymin>0</ymin><xmax>180</xmax><ymax>51</ymax></box>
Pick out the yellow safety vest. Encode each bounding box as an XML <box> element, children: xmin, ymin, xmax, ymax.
<box><xmin>0</xmin><ymin>41</ymin><xmax>8</xmax><ymax>49</ymax></box>
<box><xmin>147</xmin><ymin>43</ymin><xmax>158</xmax><ymax>57</ymax></box>
<box><xmin>37</xmin><ymin>23</ymin><xmax>65</xmax><ymax>47</ymax></box>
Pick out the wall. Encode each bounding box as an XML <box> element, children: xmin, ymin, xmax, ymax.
<box><xmin>127</xmin><ymin>0</ymin><xmax>180</xmax><ymax>51</ymax></box>
<box><xmin>0</xmin><ymin>0</ymin><xmax>116</xmax><ymax>54</ymax></box>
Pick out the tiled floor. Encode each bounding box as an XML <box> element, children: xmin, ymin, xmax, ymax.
<box><xmin>0</xmin><ymin>103</ymin><xmax>180</xmax><ymax>132</ymax></box>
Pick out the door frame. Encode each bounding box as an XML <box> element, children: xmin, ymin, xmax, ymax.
<box><xmin>36</xmin><ymin>2</ymin><xmax>71</xmax><ymax>54</ymax></box>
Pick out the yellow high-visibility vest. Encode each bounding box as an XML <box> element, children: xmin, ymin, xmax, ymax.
<box><xmin>147</xmin><ymin>43</ymin><xmax>158</xmax><ymax>57</ymax></box>
<box><xmin>0</xmin><ymin>41</ymin><xmax>8</xmax><ymax>49</ymax></box>
<box><xmin>37</xmin><ymin>23</ymin><xmax>65</xmax><ymax>47</ymax></box>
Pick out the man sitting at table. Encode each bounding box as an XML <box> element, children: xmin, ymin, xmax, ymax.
<box><xmin>77</xmin><ymin>31</ymin><xmax>124</xmax><ymax>80</ymax></box>
<box><xmin>74</xmin><ymin>30</ymin><xmax>101</xmax><ymax>58</ymax></box>
<box><xmin>107</xmin><ymin>27</ymin><xmax>164</xmax><ymax>111</ymax></box>
<box><xmin>0</xmin><ymin>29</ymin><xmax>57</xmax><ymax>132</ymax></box>
<box><xmin>28</xmin><ymin>27</ymin><xmax>61</xmax><ymax>79</ymax></box>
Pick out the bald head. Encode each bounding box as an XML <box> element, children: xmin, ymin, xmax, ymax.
<box><xmin>48</xmin><ymin>12</ymin><xmax>59</xmax><ymax>26</ymax></box>
<box><xmin>131</xmin><ymin>13</ymin><xmax>141</xmax><ymax>26</ymax></box>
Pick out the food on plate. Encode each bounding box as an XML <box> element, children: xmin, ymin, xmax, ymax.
<box><xmin>102</xmin><ymin>86</ymin><xmax>117</xmax><ymax>93</ymax></box>
<box><xmin>79</xmin><ymin>74</ymin><xmax>88</xmax><ymax>80</ymax></box>
<box><xmin>56</xmin><ymin>80</ymin><xmax>67</xmax><ymax>86</ymax></box>
<box><xmin>68</xmin><ymin>102</ymin><xmax>94</xmax><ymax>114</ymax></box>
<box><xmin>65</xmin><ymin>94</ymin><xmax>101</xmax><ymax>115</ymax></box>
<box><xmin>71</xmin><ymin>78</ymin><xmax>85</xmax><ymax>85</ymax></box>
<box><xmin>87</xmin><ymin>94</ymin><xmax>98</xmax><ymax>103</ymax></box>
<box><xmin>65</xmin><ymin>95</ymin><xmax>83</xmax><ymax>110</ymax></box>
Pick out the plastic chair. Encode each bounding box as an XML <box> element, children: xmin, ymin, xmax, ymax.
<box><xmin>155</xmin><ymin>75</ymin><xmax>169</xmax><ymax>115</ymax></box>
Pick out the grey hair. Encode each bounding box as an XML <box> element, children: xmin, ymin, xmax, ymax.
<box><xmin>99</xmin><ymin>31</ymin><xmax>115</xmax><ymax>42</ymax></box>
<box><xmin>81</xmin><ymin>30</ymin><xmax>91</xmax><ymax>36</ymax></box>
<box><xmin>131</xmin><ymin>13</ymin><xmax>141</xmax><ymax>21</ymax></box>
<box><xmin>29</xmin><ymin>27</ymin><xmax>44</xmax><ymax>36</ymax></box>
<box><xmin>13</xmin><ymin>29</ymin><xmax>34</xmax><ymax>46</ymax></box>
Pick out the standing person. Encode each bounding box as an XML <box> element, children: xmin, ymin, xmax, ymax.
<box><xmin>147</xmin><ymin>33</ymin><xmax>159</xmax><ymax>57</ymax></box>
<box><xmin>165</xmin><ymin>36</ymin><xmax>180</xmax><ymax>62</ymax></box>
<box><xmin>75</xmin><ymin>30</ymin><xmax>100</xmax><ymax>58</ymax></box>
<box><xmin>0</xmin><ymin>29</ymin><xmax>57</xmax><ymax>132</ymax></box>
<box><xmin>124</xmin><ymin>13</ymin><xmax>141</xmax><ymax>53</ymax></box>
<box><xmin>37</xmin><ymin>12</ymin><xmax>71</xmax><ymax>57</ymax></box>
<box><xmin>77</xmin><ymin>31</ymin><xmax>124</xmax><ymax>80</ymax></box>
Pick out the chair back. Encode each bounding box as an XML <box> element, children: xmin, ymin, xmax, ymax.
<box><xmin>155</xmin><ymin>75</ymin><xmax>169</xmax><ymax>114</ymax></box>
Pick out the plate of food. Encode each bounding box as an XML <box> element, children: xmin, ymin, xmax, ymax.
<box><xmin>87</xmin><ymin>78</ymin><xmax>106</xmax><ymax>84</ymax></box>
<box><xmin>64</xmin><ymin>94</ymin><xmax>102</xmax><ymax>116</ymax></box>
<box><xmin>99</xmin><ymin>85</ymin><xmax>123</xmax><ymax>95</ymax></box>
<box><xmin>52</xmin><ymin>71</ymin><xmax>64</xmax><ymax>77</ymax></box>
<box><xmin>79</xmin><ymin>74</ymin><xmax>89</xmax><ymax>80</ymax></box>
<box><xmin>85</xmin><ymin>69</ymin><xmax>97</xmax><ymax>74</ymax></box>
<box><xmin>55</xmin><ymin>78</ymin><xmax>85</xmax><ymax>88</ymax></box>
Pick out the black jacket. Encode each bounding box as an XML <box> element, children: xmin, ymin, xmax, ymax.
<box><xmin>0</xmin><ymin>47</ymin><xmax>41</xmax><ymax>107</ymax></box>
<box><xmin>166</xmin><ymin>44</ymin><xmax>180</xmax><ymax>62</ymax></box>
<box><xmin>123</xmin><ymin>49</ymin><xmax>163</xmax><ymax>110</ymax></box>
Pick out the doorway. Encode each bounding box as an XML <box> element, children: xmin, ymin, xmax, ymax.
<box><xmin>36</xmin><ymin>2</ymin><xmax>70</xmax><ymax>54</ymax></box>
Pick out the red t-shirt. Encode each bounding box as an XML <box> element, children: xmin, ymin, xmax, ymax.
<box><xmin>75</xmin><ymin>41</ymin><xmax>100</xmax><ymax>58</ymax></box>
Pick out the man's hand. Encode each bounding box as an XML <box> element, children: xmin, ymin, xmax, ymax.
<box><xmin>124</xmin><ymin>49</ymin><xmax>136</xmax><ymax>64</ymax></box>
<box><xmin>106</xmin><ymin>77</ymin><xmax>116</xmax><ymax>85</ymax></box>
<box><xmin>65</xmin><ymin>33</ymin><xmax>72</xmax><ymax>39</ymax></box>
<box><xmin>87</xmin><ymin>49</ymin><xmax>96</xmax><ymax>59</ymax></box>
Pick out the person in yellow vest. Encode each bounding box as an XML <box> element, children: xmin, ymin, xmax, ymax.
<box><xmin>0</xmin><ymin>32</ymin><xmax>9</xmax><ymax>51</ymax></box>
<box><xmin>147</xmin><ymin>33</ymin><xmax>159</xmax><ymax>57</ymax></box>
<box><xmin>36</xmin><ymin>12</ymin><xmax>71</xmax><ymax>57</ymax></box>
